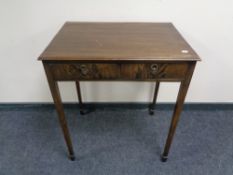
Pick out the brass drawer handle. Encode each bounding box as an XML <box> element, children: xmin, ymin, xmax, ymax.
<box><xmin>79</xmin><ymin>64</ymin><xmax>89</xmax><ymax>76</ymax></box>
<box><xmin>150</xmin><ymin>64</ymin><xmax>159</xmax><ymax>73</ymax></box>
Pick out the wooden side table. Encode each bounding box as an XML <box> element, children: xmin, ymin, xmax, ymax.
<box><xmin>38</xmin><ymin>22</ymin><xmax>201</xmax><ymax>162</ymax></box>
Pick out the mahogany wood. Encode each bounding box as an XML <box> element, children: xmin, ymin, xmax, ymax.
<box><xmin>161</xmin><ymin>62</ymin><xmax>196</xmax><ymax>162</ymax></box>
<box><xmin>43</xmin><ymin>63</ymin><xmax>75</xmax><ymax>161</ymax></box>
<box><xmin>149</xmin><ymin>82</ymin><xmax>160</xmax><ymax>115</ymax></box>
<box><xmin>39</xmin><ymin>22</ymin><xmax>200</xmax><ymax>62</ymax></box>
<box><xmin>39</xmin><ymin>22</ymin><xmax>200</xmax><ymax>162</ymax></box>
<box><xmin>75</xmin><ymin>81</ymin><xmax>84</xmax><ymax>115</ymax></box>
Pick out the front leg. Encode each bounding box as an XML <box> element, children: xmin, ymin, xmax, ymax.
<box><xmin>44</xmin><ymin>63</ymin><xmax>75</xmax><ymax>161</ymax></box>
<box><xmin>161</xmin><ymin>63</ymin><xmax>196</xmax><ymax>162</ymax></box>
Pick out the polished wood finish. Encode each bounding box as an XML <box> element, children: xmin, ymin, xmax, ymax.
<box><xmin>161</xmin><ymin>62</ymin><xmax>196</xmax><ymax>162</ymax></box>
<box><xmin>39</xmin><ymin>22</ymin><xmax>200</xmax><ymax>161</ymax></box>
<box><xmin>43</xmin><ymin>63</ymin><xmax>75</xmax><ymax>161</ymax></box>
<box><xmin>46</xmin><ymin>62</ymin><xmax>189</xmax><ymax>81</ymax></box>
<box><xmin>39</xmin><ymin>22</ymin><xmax>200</xmax><ymax>61</ymax></box>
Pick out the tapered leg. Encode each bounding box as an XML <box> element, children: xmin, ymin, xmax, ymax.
<box><xmin>149</xmin><ymin>81</ymin><xmax>160</xmax><ymax>115</ymax></box>
<box><xmin>75</xmin><ymin>81</ymin><xmax>84</xmax><ymax>115</ymax></box>
<box><xmin>161</xmin><ymin>63</ymin><xmax>196</xmax><ymax>162</ymax></box>
<box><xmin>44</xmin><ymin>63</ymin><xmax>75</xmax><ymax>161</ymax></box>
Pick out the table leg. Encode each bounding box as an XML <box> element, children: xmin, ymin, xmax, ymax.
<box><xmin>149</xmin><ymin>81</ymin><xmax>160</xmax><ymax>115</ymax></box>
<box><xmin>161</xmin><ymin>63</ymin><xmax>196</xmax><ymax>162</ymax></box>
<box><xmin>44</xmin><ymin>64</ymin><xmax>75</xmax><ymax>161</ymax></box>
<box><xmin>75</xmin><ymin>81</ymin><xmax>84</xmax><ymax>115</ymax></box>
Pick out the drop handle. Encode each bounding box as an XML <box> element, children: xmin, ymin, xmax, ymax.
<box><xmin>79</xmin><ymin>64</ymin><xmax>89</xmax><ymax>76</ymax></box>
<box><xmin>150</xmin><ymin>64</ymin><xmax>159</xmax><ymax>73</ymax></box>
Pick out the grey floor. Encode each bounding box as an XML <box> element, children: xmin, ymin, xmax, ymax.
<box><xmin>0</xmin><ymin>105</ymin><xmax>233</xmax><ymax>175</ymax></box>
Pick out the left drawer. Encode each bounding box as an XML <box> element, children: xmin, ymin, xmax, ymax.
<box><xmin>48</xmin><ymin>63</ymin><xmax>121</xmax><ymax>80</ymax></box>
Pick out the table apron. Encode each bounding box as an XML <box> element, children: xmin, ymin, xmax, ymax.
<box><xmin>46</xmin><ymin>62</ymin><xmax>191</xmax><ymax>81</ymax></box>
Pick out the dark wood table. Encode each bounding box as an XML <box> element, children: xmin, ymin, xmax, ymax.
<box><xmin>38</xmin><ymin>22</ymin><xmax>200</xmax><ymax>162</ymax></box>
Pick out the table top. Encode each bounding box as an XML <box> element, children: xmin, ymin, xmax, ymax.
<box><xmin>39</xmin><ymin>22</ymin><xmax>200</xmax><ymax>61</ymax></box>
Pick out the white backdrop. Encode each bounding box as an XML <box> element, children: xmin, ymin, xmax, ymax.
<box><xmin>0</xmin><ymin>0</ymin><xmax>233</xmax><ymax>102</ymax></box>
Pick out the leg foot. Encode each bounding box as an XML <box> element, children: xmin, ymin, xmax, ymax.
<box><xmin>80</xmin><ymin>110</ymin><xmax>85</xmax><ymax>115</ymax></box>
<box><xmin>161</xmin><ymin>155</ymin><xmax>168</xmax><ymax>162</ymax></box>
<box><xmin>69</xmin><ymin>154</ymin><xmax>75</xmax><ymax>161</ymax></box>
<box><xmin>149</xmin><ymin>108</ymin><xmax>154</xmax><ymax>115</ymax></box>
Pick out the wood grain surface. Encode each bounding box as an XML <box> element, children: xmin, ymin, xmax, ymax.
<box><xmin>39</xmin><ymin>22</ymin><xmax>200</xmax><ymax>61</ymax></box>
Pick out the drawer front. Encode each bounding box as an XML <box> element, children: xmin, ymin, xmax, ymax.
<box><xmin>49</xmin><ymin>63</ymin><xmax>121</xmax><ymax>80</ymax></box>
<box><xmin>121</xmin><ymin>63</ymin><xmax>189</xmax><ymax>80</ymax></box>
<box><xmin>49</xmin><ymin>62</ymin><xmax>189</xmax><ymax>81</ymax></box>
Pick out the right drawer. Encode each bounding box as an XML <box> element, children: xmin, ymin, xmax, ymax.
<box><xmin>120</xmin><ymin>63</ymin><xmax>189</xmax><ymax>80</ymax></box>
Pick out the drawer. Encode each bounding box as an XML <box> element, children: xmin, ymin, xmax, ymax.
<box><xmin>121</xmin><ymin>63</ymin><xmax>189</xmax><ymax>80</ymax></box>
<box><xmin>48</xmin><ymin>62</ymin><xmax>189</xmax><ymax>81</ymax></box>
<box><xmin>49</xmin><ymin>63</ymin><xmax>121</xmax><ymax>80</ymax></box>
